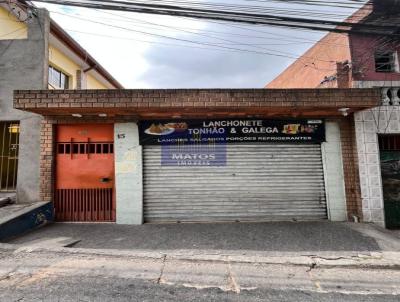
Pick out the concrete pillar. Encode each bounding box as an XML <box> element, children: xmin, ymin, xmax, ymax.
<box><xmin>321</xmin><ymin>121</ymin><xmax>347</xmax><ymax>221</ymax></box>
<box><xmin>114</xmin><ymin>123</ymin><xmax>143</xmax><ymax>225</ymax></box>
<box><xmin>0</xmin><ymin>8</ymin><xmax>50</xmax><ymax>203</ymax></box>
<box><xmin>336</xmin><ymin>61</ymin><xmax>352</xmax><ymax>88</ymax></box>
<box><xmin>76</xmin><ymin>70</ymin><xmax>87</xmax><ymax>89</ymax></box>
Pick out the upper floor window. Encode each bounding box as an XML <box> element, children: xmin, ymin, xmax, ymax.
<box><xmin>374</xmin><ymin>51</ymin><xmax>399</xmax><ymax>73</ymax></box>
<box><xmin>48</xmin><ymin>66</ymin><xmax>69</xmax><ymax>89</ymax></box>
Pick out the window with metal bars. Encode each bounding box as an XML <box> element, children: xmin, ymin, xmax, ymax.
<box><xmin>57</xmin><ymin>142</ymin><xmax>114</xmax><ymax>155</ymax></box>
<box><xmin>379</xmin><ymin>135</ymin><xmax>400</xmax><ymax>151</ymax></box>
<box><xmin>375</xmin><ymin>51</ymin><xmax>399</xmax><ymax>73</ymax></box>
<box><xmin>0</xmin><ymin>122</ymin><xmax>20</xmax><ymax>191</ymax></box>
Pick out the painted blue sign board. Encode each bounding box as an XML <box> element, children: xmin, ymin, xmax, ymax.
<box><xmin>161</xmin><ymin>143</ymin><xmax>226</xmax><ymax>166</ymax></box>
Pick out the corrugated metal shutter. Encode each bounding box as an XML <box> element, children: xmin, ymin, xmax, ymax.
<box><xmin>143</xmin><ymin>144</ymin><xmax>327</xmax><ymax>223</ymax></box>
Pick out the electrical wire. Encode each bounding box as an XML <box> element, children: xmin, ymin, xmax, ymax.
<box><xmin>92</xmin><ymin>8</ymin><xmax>351</xmax><ymax>47</ymax></box>
<box><xmin>67</xmin><ymin>28</ymin><xmax>307</xmax><ymax>50</ymax></box>
<box><xmin>52</xmin><ymin>10</ymin><xmax>339</xmax><ymax>65</ymax></box>
<box><xmin>30</xmin><ymin>0</ymin><xmax>397</xmax><ymax>36</ymax></box>
<box><xmin>51</xmin><ymin>11</ymin><xmax>308</xmax><ymax>59</ymax></box>
<box><xmin>92</xmin><ymin>9</ymin><xmax>322</xmax><ymax>58</ymax></box>
<box><xmin>0</xmin><ymin>27</ymin><xmax>27</xmax><ymax>39</ymax></box>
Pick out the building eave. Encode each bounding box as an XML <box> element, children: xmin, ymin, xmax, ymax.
<box><xmin>14</xmin><ymin>0</ymin><xmax>123</xmax><ymax>89</ymax></box>
<box><xmin>49</xmin><ymin>20</ymin><xmax>124</xmax><ymax>89</ymax></box>
<box><xmin>14</xmin><ymin>88</ymin><xmax>380</xmax><ymax>119</ymax></box>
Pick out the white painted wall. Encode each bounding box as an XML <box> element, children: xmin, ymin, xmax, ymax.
<box><xmin>354</xmin><ymin>106</ymin><xmax>400</xmax><ymax>227</ymax></box>
<box><xmin>353</xmin><ymin>81</ymin><xmax>400</xmax><ymax>88</ymax></box>
<box><xmin>114</xmin><ymin>123</ymin><xmax>143</xmax><ymax>225</ymax></box>
<box><xmin>321</xmin><ymin>121</ymin><xmax>347</xmax><ymax>221</ymax></box>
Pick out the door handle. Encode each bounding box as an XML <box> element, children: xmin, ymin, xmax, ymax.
<box><xmin>100</xmin><ymin>177</ymin><xmax>112</xmax><ymax>183</ymax></box>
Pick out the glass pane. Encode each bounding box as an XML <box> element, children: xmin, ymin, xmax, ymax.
<box><xmin>48</xmin><ymin>66</ymin><xmax>69</xmax><ymax>88</ymax></box>
<box><xmin>55</xmin><ymin>70</ymin><xmax>61</xmax><ymax>87</ymax></box>
<box><xmin>60</xmin><ymin>74</ymin><xmax>65</xmax><ymax>89</ymax></box>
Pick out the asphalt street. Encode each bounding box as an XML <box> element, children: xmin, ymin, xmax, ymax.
<box><xmin>1</xmin><ymin>245</ymin><xmax>400</xmax><ymax>301</ymax></box>
<box><xmin>1</xmin><ymin>276</ymin><xmax>399</xmax><ymax>302</ymax></box>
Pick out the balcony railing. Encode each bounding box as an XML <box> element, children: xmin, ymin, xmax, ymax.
<box><xmin>381</xmin><ymin>87</ymin><xmax>400</xmax><ymax>106</ymax></box>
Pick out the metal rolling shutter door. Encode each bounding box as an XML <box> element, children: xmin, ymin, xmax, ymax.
<box><xmin>143</xmin><ymin>144</ymin><xmax>327</xmax><ymax>223</ymax></box>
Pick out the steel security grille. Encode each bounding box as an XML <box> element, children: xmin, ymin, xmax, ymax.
<box><xmin>379</xmin><ymin>135</ymin><xmax>400</xmax><ymax>151</ymax></box>
<box><xmin>54</xmin><ymin>188</ymin><xmax>114</xmax><ymax>222</ymax></box>
<box><xmin>143</xmin><ymin>144</ymin><xmax>327</xmax><ymax>223</ymax></box>
<box><xmin>57</xmin><ymin>142</ymin><xmax>114</xmax><ymax>155</ymax></box>
<box><xmin>0</xmin><ymin>122</ymin><xmax>20</xmax><ymax>191</ymax></box>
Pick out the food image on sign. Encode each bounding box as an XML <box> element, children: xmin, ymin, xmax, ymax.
<box><xmin>145</xmin><ymin>123</ymin><xmax>175</xmax><ymax>136</ymax></box>
<box><xmin>145</xmin><ymin>122</ymin><xmax>189</xmax><ymax>135</ymax></box>
<box><xmin>165</xmin><ymin>122</ymin><xmax>188</xmax><ymax>132</ymax></box>
<box><xmin>282</xmin><ymin>124</ymin><xmax>300</xmax><ymax>134</ymax></box>
<box><xmin>282</xmin><ymin>124</ymin><xmax>318</xmax><ymax>135</ymax></box>
<box><xmin>300</xmin><ymin>125</ymin><xmax>317</xmax><ymax>134</ymax></box>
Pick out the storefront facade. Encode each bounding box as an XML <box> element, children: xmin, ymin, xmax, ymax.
<box><xmin>14</xmin><ymin>89</ymin><xmax>379</xmax><ymax>224</ymax></box>
<box><xmin>141</xmin><ymin>118</ymin><xmax>327</xmax><ymax>223</ymax></box>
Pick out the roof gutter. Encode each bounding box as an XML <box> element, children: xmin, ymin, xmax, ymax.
<box><xmin>17</xmin><ymin>1</ymin><xmax>123</xmax><ymax>89</ymax></box>
<box><xmin>50</xmin><ymin>20</ymin><xmax>124</xmax><ymax>89</ymax></box>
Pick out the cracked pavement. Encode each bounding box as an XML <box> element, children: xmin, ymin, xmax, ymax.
<box><xmin>2</xmin><ymin>222</ymin><xmax>400</xmax><ymax>300</ymax></box>
<box><xmin>1</xmin><ymin>246</ymin><xmax>400</xmax><ymax>301</ymax></box>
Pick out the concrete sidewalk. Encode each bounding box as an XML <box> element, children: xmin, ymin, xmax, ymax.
<box><xmin>0</xmin><ymin>203</ymin><xmax>36</xmax><ymax>222</ymax></box>
<box><xmin>5</xmin><ymin>221</ymin><xmax>383</xmax><ymax>252</ymax></box>
<box><xmin>2</xmin><ymin>221</ymin><xmax>400</xmax><ymax>300</ymax></box>
<box><xmin>1</xmin><ymin>221</ymin><xmax>400</xmax><ymax>275</ymax></box>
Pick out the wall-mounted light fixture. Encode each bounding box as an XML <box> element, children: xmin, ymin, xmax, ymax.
<box><xmin>98</xmin><ymin>113</ymin><xmax>107</xmax><ymax>117</ymax></box>
<box><xmin>338</xmin><ymin>108</ymin><xmax>350</xmax><ymax>117</ymax></box>
<box><xmin>72</xmin><ymin>114</ymin><xmax>83</xmax><ymax>118</ymax></box>
<box><xmin>8</xmin><ymin>124</ymin><xmax>20</xmax><ymax>134</ymax></box>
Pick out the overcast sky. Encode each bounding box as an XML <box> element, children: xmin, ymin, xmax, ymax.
<box><xmin>34</xmin><ymin>1</ymin><xmax>362</xmax><ymax>89</ymax></box>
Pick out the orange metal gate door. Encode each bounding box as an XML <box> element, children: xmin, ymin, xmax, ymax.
<box><xmin>55</xmin><ymin>124</ymin><xmax>115</xmax><ymax>222</ymax></box>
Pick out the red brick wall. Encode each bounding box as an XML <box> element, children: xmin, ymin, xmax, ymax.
<box><xmin>336</xmin><ymin>62</ymin><xmax>352</xmax><ymax>89</ymax></box>
<box><xmin>339</xmin><ymin>116</ymin><xmax>363</xmax><ymax>220</ymax></box>
<box><xmin>266</xmin><ymin>33</ymin><xmax>351</xmax><ymax>89</ymax></box>
<box><xmin>40</xmin><ymin>119</ymin><xmax>54</xmax><ymax>202</ymax></box>
<box><xmin>14</xmin><ymin>89</ymin><xmax>379</xmax><ymax>114</ymax></box>
<box><xmin>350</xmin><ymin>34</ymin><xmax>400</xmax><ymax>82</ymax></box>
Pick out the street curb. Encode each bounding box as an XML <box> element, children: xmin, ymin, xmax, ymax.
<box><xmin>1</xmin><ymin>242</ymin><xmax>400</xmax><ymax>270</ymax></box>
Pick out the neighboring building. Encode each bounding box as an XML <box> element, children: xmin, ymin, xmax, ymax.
<box><xmin>266</xmin><ymin>1</ymin><xmax>400</xmax><ymax>89</ymax></box>
<box><xmin>266</xmin><ymin>0</ymin><xmax>400</xmax><ymax>228</ymax></box>
<box><xmin>14</xmin><ymin>88</ymin><xmax>378</xmax><ymax>225</ymax></box>
<box><xmin>0</xmin><ymin>1</ymin><xmax>122</xmax><ymax>203</ymax></box>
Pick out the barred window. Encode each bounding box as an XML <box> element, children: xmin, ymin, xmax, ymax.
<box><xmin>375</xmin><ymin>51</ymin><xmax>398</xmax><ymax>73</ymax></box>
<box><xmin>57</xmin><ymin>142</ymin><xmax>114</xmax><ymax>155</ymax></box>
